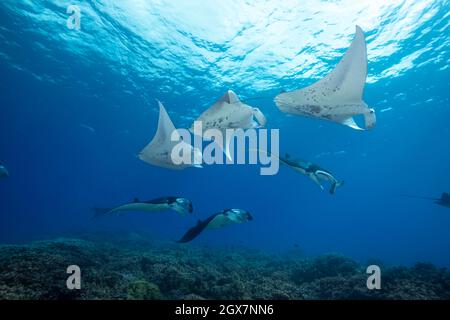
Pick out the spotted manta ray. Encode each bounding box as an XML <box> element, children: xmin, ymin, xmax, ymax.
<box><xmin>275</xmin><ymin>26</ymin><xmax>376</xmax><ymax>130</ymax></box>
<box><xmin>190</xmin><ymin>90</ymin><xmax>266</xmax><ymax>160</ymax></box>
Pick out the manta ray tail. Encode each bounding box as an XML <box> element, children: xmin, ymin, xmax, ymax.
<box><xmin>400</xmin><ymin>194</ymin><xmax>438</xmax><ymax>201</ymax></box>
<box><xmin>92</xmin><ymin>207</ymin><xmax>112</xmax><ymax>218</ymax></box>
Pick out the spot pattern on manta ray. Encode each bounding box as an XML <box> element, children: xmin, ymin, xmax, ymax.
<box><xmin>294</xmin><ymin>105</ymin><xmax>322</xmax><ymax>116</ymax></box>
<box><xmin>307</xmin><ymin>105</ymin><xmax>322</xmax><ymax>114</ymax></box>
<box><xmin>214</xmin><ymin>117</ymin><xmax>227</xmax><ymax>127</ymax></box>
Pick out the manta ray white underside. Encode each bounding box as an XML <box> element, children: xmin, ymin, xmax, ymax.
<box><xmin>139</xmin><ymin>101</ymin><xmax>202</xmax><ymax>170</ymax></box>
<box><xmin>191</xmin><ymin>90</ymin><xmax>267</xmax><ymax>159</ymax></box>
<box><xmin>138</xmin><ymin>26</ymin><xmax>374</xmax><ymax>170</ymax></box>
<box><xmin>274</xmin><ymin>26</ymin><xmax>376</xmax><ymax>130</ymax></box>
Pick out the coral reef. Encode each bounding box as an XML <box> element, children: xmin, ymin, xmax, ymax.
<box><xmin>291</xmin><ymin>254</ymin><xmax>359</xmax><ymax>284</ymax></box>
<box><xmin>0</xmin><ymin>234</ymin><xmax>449</xmax><ymax>300</ymax></box>
<box><xmin>127</xmin><ymin>281</ymin><xmax>164</xmax><ymax>300</ymax></box>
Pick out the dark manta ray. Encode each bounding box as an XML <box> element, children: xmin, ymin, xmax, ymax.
<box><xmin>402</xmin><ymin>192</ymin><xmax>450</xmax><ymax>209</ymax></box>
<box><xmin>279</xmin><ymin>153</ymin><xmax>344</xmax><ymax>194</ymax></box>
<box><xmin>177</xmin><ymin>209</ymin><xmax>253</xmax><ymax>243</ymax></box>
<box><xmin>0</xmin><ymin>163</ymin><xmax>9</xmax><ymax>178</ymax></box>
<box><xmin>93</xmin><ymin>196</ymin><xmax>193</xmax><ymax>217</ymax></box>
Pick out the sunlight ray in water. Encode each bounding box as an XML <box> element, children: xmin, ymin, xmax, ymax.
<box><xmin>0</xmin><ymin>0</ymin><xmax>447</xmax><ymax>99</ymax></box>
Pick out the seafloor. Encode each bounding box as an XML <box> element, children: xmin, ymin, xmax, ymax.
<box><xmin>0</xmin><ymin>233</ymin><xmax>449</xmax><ymax>300</ymax></box>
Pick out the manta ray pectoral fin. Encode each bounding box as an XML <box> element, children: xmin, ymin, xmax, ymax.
<box><xmin>323</xmin><ymin>25</ymin><xmax>368</xmax><ymax>104</ymax></box>
<box><xmin>138</xmin><ymin>101</ymin><xmax>177</xmax><ymax>164</ymax></box>
<box><xmin>329</xmin><ymin>180</ymin><xmax>344</xmax><ymax>194</ymax></box>
<box><xmin>220</xmin><ymin>90</ymin><xmax>240</xmax><ymax>104</ymax></box>
<box><xmin>154</xmin><ymin>100</ymin><xmax>178</xmax><ymax>140</ymax></box>
<box><xmin>177</xmin><ymin>218</ymin><xmax>210</xmax><ymax>243</ymax></box>
<box><xmin>139</xmin><ymin>101</ymin><xmax>199</xmax><ymax>170</ymax></box>
<box><xmin>274</xmin><ymin>26</ymin><xmax>372</xmax><ymax>130</ymax></box>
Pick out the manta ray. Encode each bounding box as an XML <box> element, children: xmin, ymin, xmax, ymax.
<box><xmin>191</xmin><ymin>90</ymin><xmax>267</xmax><ymax>159</ymax></box>
<box><xmin>280</xmin><ymin>153</ymin><xmax>344</xmax><ymax>194</ymax></box>
<box><xmin>93</xmin><ymin>196</ymin><xmax>194</xmax><ymax>217</ymax></box>
<box><xmin>274</xmin><ymin>25</ymin><xmax>376</xmax><ymax>130</ymax></box>
<box><xmin>177</xmin><ymin>208</ymin><xmax>253</xmax><ymax>243</ymax></box>
<box><xmin>0</xmin><ymin>163</ymin><xmax>8</xmax><ymax>178</ymax></box>
<box><xmin>402</xmin><ymin>192</ymin><xmax>450</xmax><ymax>209</ymax></box>
<box><xmin>139</xmin><ymin>101</ymin><xmax>202</xmax><ymax>170</ymax></box>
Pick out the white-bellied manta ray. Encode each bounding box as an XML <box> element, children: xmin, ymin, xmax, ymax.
<box><xmin>139</xmin><ymin>101</ymin><xmax>203</xmax><ymax>170</ymax></box>
<box><xmin>280</xmin><ymin>153</ymin><xmax>344</xmax><ymax>194</ymax></box>
<box><xmin>93</xmin><ymin>196</ymin><xmax>194</xmax><ymax>217</ymax></box>
<box><xmin>191</xmin><ymin>90</ymin><xmax>267</xmax><ymax>160</ymax></box>
<box><xmin>274</xmin><ymin>25</ymin><xmax>376</xmax><ymax>130</ymax></box>
<box><xmin>401</xmin><ymin>192</ymin><xmax>450</xmax><ymax>209</ymax></box>
<box><xmin>0</xmin><ymin>163</ymin><xmax>8</xmax><ymax>178</ymax></box>
<box><xmin>177</xmin><ymin>208</ymin><xmax>253</xmax><ymax>243</ymax></box>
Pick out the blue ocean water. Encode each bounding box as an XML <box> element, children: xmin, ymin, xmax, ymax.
<box><xmin>0</xmin><ymin>0</ymin><xmax>449</xmax><ymax>269</ymax></box>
